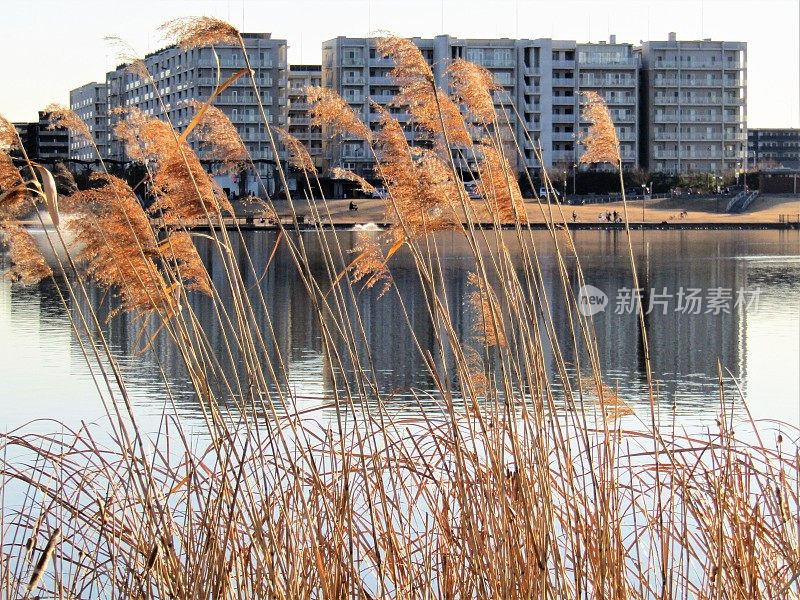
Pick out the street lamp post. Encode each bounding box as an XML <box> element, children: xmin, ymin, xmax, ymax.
<box><xmin>641</xmin><ymin>183</ymin><xmax>646</xmax><ymax>223</ymax></box>
<box><xmin>562</xmin><ymin>170</ymin><xmax>567</xmax><ymax>200</ymax></box>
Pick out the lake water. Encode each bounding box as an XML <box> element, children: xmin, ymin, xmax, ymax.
<box><xmin>1</xmin><ymin>229</ymin><xmax>798</xmax><ymax>433</ymax></box>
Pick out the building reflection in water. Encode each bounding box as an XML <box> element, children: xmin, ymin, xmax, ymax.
<box><xmin>1</xmin><ymin>229</ymin><xmax>797</xmax><ymax>428</ymax></box>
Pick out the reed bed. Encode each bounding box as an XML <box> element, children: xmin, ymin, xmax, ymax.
<box><xmin>0</xmin><ymin>18</ymin><xmax>798</xmax><ymax>599</ymax></box>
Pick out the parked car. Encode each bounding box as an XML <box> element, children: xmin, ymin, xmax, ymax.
<box><xmin>538</xmin><ymin>186</ymin><xmax>560</xmax><ymax>199</ymax></box>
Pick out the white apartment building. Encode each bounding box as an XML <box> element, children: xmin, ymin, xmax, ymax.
<box><xmin>105</xmin><ymin>33</ymin><xmax>288</xmax><ymax>196</ymax></box>
<box><xmin>68</xmin><ymin>81</ymin><xmax>108</xmax><ymax>164</ymax></box>
<box><xmin>322</xmin><ymin>35</ymin><xmax>641</xmax><ymax>180</ymax></box>
<box><xmin>287</xmin><ymin>64</ymin><xmax>323</xmax><ymax>182</ymax></box>
<box><xmin>637</xmin><ymin>33</ymin><xmax>747</xmax><ymax>175</ymax></box>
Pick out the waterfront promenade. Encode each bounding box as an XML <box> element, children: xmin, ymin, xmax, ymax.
<box><xmin>238</xmin><ymin>193</ymin><xmax>800</xmax><ymax>230</ymax></box>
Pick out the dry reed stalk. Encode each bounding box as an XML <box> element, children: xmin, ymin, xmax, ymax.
<box><xmin>26</xmin><ymin>526</ymin><xmax>60</xmax><ymax>594</ymax></box>
<box><xmin>329</xmin><ymin>168</ymin><xmax>375</xmax><ymax>195</ymax></box>
<box><xmin>274</xmin><ymin>127</ymin><xmax>317</xmax><ymax>175</ymax></box>
<box><xmin>475</xmin><ymin>141</ymin><xmax>526</xmax><ymax>223</ymax></box>
<box><xmin>159</xmin><ymin>231</ymin><xmax>212</xmax><ymax>296</ymax></box>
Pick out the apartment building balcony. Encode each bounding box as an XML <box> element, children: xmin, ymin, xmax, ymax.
<box><xmin>552</xmin><ymin>150</ymin><xmax>575</xmax><ymax>161</ymax></box>
<box><xmin>368</xmin><ymin>56</ymin><xmax>394</xmax><ymax>67</ymax></box>
<box><xmin>216</xmin><ymin>93</ymin><xmax>271</xmax><ymax>106</ymax></box>
<box><xmin>288</xmin><ymin>101</ymin><xmax>310</xmax><ymax>111</ymax></box>
<box><xmin>342</xmin><ymin>149</ymin><xmax>368</xmax><ymax>159</ymax></box>
<box><xmin>524</xmin><ymin>102</ymin><xmax>541</xmax><ymax>113</ymax></box>
<box><xmin>368</xmin><ymin>112</ymin><xmax>411</xmax><ymax>122</ymax></box>
<box><xmin>653</xmin><ymin>150</ymin><xmax>679</xmax><ymax>159</ymax></box>
<box><xmin>523</xmin><ymin>66</ymin><xmax>541</xmax><ymax>77</ymax></box>
<box><xmin>680</xmin><ymin>79</ymin><xmax>724</xmax><ymax>87</ymax></box>
<box><xmin>608</xmin><ymin>113</ymin><xmax>636</xmax><ymax>122</ymax></box>
<box><xmin>680</xmin><ymin>96</ymin><xmax>724</xmax><ymax>105</ymax></box>
<box><xmin>477</xmin><ymin>57</ymin><xmax>516</xmax><ymax>68</ymax></box>
<box><xmin>552</xmin><ymin>59</ymin><xmax>575</xmax><ymax>69</ymax></box>
<box><xmin>723</xmin><ymin>79</ymin><xmax>743</xmax><ymax>87</ymax></box>
<box><xmin>605</xmin><ymin>97</ymin><xmax>636</xmax><ymax>105</ymax></box>
<box><xmin>552</xmin><ymin>113</ymin><xmax>574</xmax><ymax>123</ymax></box>
<box><xmin>369</xmin><ymin>93</ymin><xmax>396</xmax><ymax>105</ymax></box>
<box><xmin>290</xmin><ymin>116</ymin><xmax>312</xmax><ymax>125</ymax></box>
<box><xmin>579</xmin><ymin>55</ymin><xmax>637</xmax><ymax>67</ymax></box>
<box><xmin>342</xmin><ymin>56</ymin><xmax>365</xmax><ymax>66</ymax></box>
<box><xmin>723</xmin><ymin>96</ymin><xmax>745</xmax><ymax>105</ymax></box>
<box><xmin>524</xmin><ymin>85</ymin><xmax>541</xmax><ymax>95</ymax></box>
<box><xmin>653</xmin><ymin>78</ymin><xmax>680</xmax><ymax>87</ymax></box>
<box><xmin>344</xmin><ymin>95</ymin><xmax>365</xmax><ymax>104</ymax></box>
<box><xmin>553</xmin><ymin>96</ymin><xmax>576</xmax><ymax>106</ymax></box>
<box><xmin>551</xmin><ymin>132</ymin><xmax>575</xmax><ymax>142</ymax></box>
<box><xmin>656</xmin><ymin>60</ymin><xmax>736</xmax><ymax>70</ymax></box>
<box><xmin>617</xmin><ymin>132</ymin><xmax>637</xmax><ymax>141</ymax></box>
<box><xmin>368</xmin><ymin>76</ymin><xmax>396</xmax><ymax>86</ymax></box>
<box><xmin>580</xmin><ymin>77</ymin><xmax>636</xmax><ymax>88</ymax></box>
<box><xmin>342</xmin><ymin>75</ymin><xmax>365</xmax><ymax>85</ymax></box>
<box><xmin>723</xmin><ymin>114</ymin><xmax>742</xmax><ymax>122</ymax></box>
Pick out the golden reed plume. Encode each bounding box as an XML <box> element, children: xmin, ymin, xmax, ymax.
<box><xmin>159</xmin><ymin>231</ymin><xmax>212</xmax><ymax>296</ymax></box>
<box><xmin>446</xmin><ymin>59</ymin><xmax>499</xmax><ymax>125</ymax></box>
<box><xmin>43</xmin><ymin>104</ymin><xmax>93</xmax><ymax>146</ymax></box>
<box><xmin>579</xmin><ymin>91</ymin><xmax>620</xmax><ymax>166</ymax></box>
<box><xmin>348</xmin><ymin>233</ymin><xmax>391</xmax><ymax>297</ymax></box>
<box><xmin>187</xmin><ymin>100</ymin><xmax>248</xmax><ymax>175</ymax></box>
<box><xmin>275</xmin><ymin>127</ymin><xmax>317</xmax><ymax>175</ymax></box>
<box><xmin>377</xmin><ymin>36</ymin><xmax>471</xmax><ymax>150</ymax></box>
<box><xmin>373</xmin><ymin>107</ymin><xmax>459</xmax><ymax>243</ymax></box>
<box><xmin>475</xmin><ymin>141</ymin><xmax>526</xmax><ymax>223</ymax></box>
<box><xmin>1</xmin><ymin>224</ymin><xmax>52</xmax><ymax>284</ymax></box>
<box><xmin>114</xmin><ymin>108</ymin><xmax>232</xmax><ymax>222</ymax></box>
<box><xmin>65</xmin><ymin>174</ymin><xmax>169</xmax><ymax>316</ymax></box>
<box><xmin>467</xmin><ymin>272</ymin><xmax>507</xmax><ymax>348</ymax></box>
<box><xmin>159</xmin><ymin>17</ymin><xmax>239</xmax><ymax>50</ymax></box>
<box><xmin>306</xmin><ymin>86</ymin><xmax>372</xmax><ymax>141</ymax></box>
<box><xmin>330</xmin><ymin>168</ymin><xmax>375</xmax><ymax>195</ymax></box>
<box><xmin>0</xmin><ymin>114</ymin><xmax>29</xmax><ymax>223</ymax></box>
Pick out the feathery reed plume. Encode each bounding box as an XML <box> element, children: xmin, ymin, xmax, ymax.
<box><xmin>275</xmin><ymin>127</ymin><xmax>317</xmax><ymax>175</ymax></box>
<box><xmin>467</xmin><ymin>272</ymin><xmax>506</xmax><ymax>347</ymax></box>
<box><xmin>104</xmin><ymin>37</ymin><xmax>151</xmax><ymax>80</ymax></box>
<box><xmin>376</xmin><ymin>36</ymin><xmax>433</xmax><ymax>83</ymax></box>
<box><xmin>0</xmin><ymin>114</ymin><xmax>26</xmax><ymax>217</ymax></box>
<box><xmin>330</xmin><ymin>168</ymin><xmax>375</xmax><ymax>195</ymax></box>
<box><xmin>464</xmin><ymin>345</ymin><xmax>488</xmax><ymax>398</ymax></box>
<box><xmin>446</xmin><ymin>59</ymin><xmax>499</xmax><ymax>125</ymax></box>
<box><xmin>306</xmin><ymin>87</ymin><xmax>372</xmax><ymax>141</ymax></box>
<box><xmin>53</xmin><ymin>162</ymin><xmax>78</xmax><ymax>196</ymax></box>
<box><xmin>113</xmin><ymin>107</ymin><xmax>175</xmax><ymax>165</ymax></box>
<box><xmin>377</xmin><ymin>36</ymin><xmax>472</xmax><ymax>149</ymax></box>
<box><xmin>187</xmin><ymin>100</ymin><xmax>248</xmax><ymax>175</ymax></box>
<box><xmin>159</xmin><ymin>17</ymin><xmax>239</xmax><ymax>50</ymax></box>
<box><xmin>374</xmin><ymin>107</ymin><xmax>460</xmax><ymax>242</ymax></box>
<box><xmin>43</xmin><ymin>103</ymin><xmax>93</xmax><ymax>145</ymax></box>
<box><xmin>578</xmin><ymin>91</ymin><xmax>620</xmax><ymax>166</ymax></box>
<box><xmin>66</xmin><ymin>174</ymin><xmax>171</xmax><ymax>316</ymax></box>
<box><xmin>26</xmin><ymin>526</ymin><xmax>60</xmax><ymax>594</ymax></box>
<box><xmin>475</xmin><ymin>141</ymin><xmax>526</xmax><ymax>223</ymax></box>
<box><xmin>348</xmin><ymin>233</ymin><xmax>392</xmax><ymax>297</ymax></box>
<box><xmin>0</xmin><ymin>114</ymin><xmax>17</xmax><ymax>151</ymax></box>
<box><xmin>115</xmin><ymin>108</ymin><xmax>232</xmax><ymax>221</ymax></box>
<box><xmin>159</xmin><ymin>231</ymin><xmax>212</xmax><ymax>296</ymax></box>
<box><xmin>1</xmin><ymin>224</ymin><xmax>52</xmax><ymax>284</ymax></box>
<box><xmin>150</xmin><ymin>147</ymin><xmax>233</xmax><ymax>223</ymax></box>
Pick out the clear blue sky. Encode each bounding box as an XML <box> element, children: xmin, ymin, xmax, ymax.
<box><xmin>1</xmin><ymin>0</ymin><xmax>798</xmax><ymax>127</ymax></box>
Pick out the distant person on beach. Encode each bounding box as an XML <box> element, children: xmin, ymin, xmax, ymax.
<box><xmin>349</xmin><ymin>201</ymin><xmax>358</xmax><ymax>211</ymax></box>
<box><xmin>572</xmin><ymin>211</ymin><xmax>577</xmax><ymax>223</ymax></box>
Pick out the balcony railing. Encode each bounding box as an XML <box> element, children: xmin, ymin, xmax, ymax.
<box><xmin>342</xmin><ymin>76</ymin><xmax>365</xmax><ymax>85</ymax></box>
